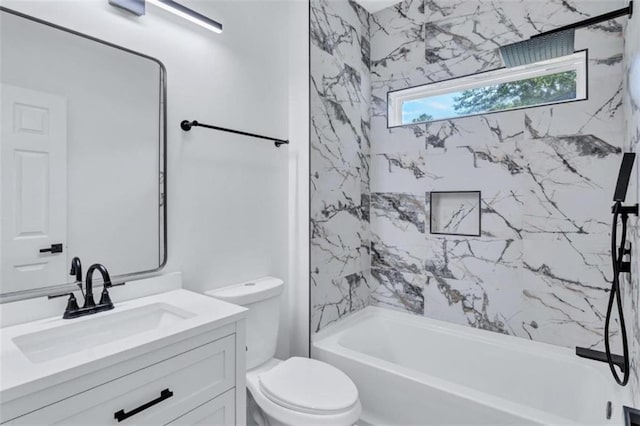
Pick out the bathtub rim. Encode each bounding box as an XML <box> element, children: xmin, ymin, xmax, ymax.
<box><xmin>315</xmin><ymin>306</ymin><xmax>630</xmax><ymax>371</ymax></box>
<box><xmin>312</xmin><ymin>306</ymin><xmax>635</xmax><ymax>425</ymax></box>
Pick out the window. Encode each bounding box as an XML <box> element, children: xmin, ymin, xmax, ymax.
<box><xmin>387</xmin><ymin>51</ymin><xmax>587</xmax><ymax>127</ymax></box>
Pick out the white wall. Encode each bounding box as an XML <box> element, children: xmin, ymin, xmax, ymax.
<box><xmin>0</xmin><ymin>0</ymin><xmax>306</xmax><ymax>357</ymax></box>
<box><xmin>287</xmin><ymin>0</ymin><xmax>310</xmax><ymax>357</ymax></box>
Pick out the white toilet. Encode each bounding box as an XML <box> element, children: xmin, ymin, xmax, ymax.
<box><xmin>206</xmin><ymin>277</ymin><xmax>361</xmax><ymax>426</ymax></box>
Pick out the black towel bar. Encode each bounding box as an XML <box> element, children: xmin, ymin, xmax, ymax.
<box><xmin>181</xmin><ymin>120</ymin><xmax>289</xmax><ymax>148</ymax></box>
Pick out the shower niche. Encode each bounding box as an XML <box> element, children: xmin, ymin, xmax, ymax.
<box><xmin>429</xmin><ymin>191</ymin><xmax>481</xmax><ymax>237</ymax></box>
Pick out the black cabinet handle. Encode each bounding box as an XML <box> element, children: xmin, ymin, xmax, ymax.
<box><xmin>114</xmin><ymin>388</ymin><xmax>173</xmax><ymax>422</ymax></box>
<box><xmin>39</xmin><ymin>243</ymin><xmax>63</xmax><ymax>254</ymax></box>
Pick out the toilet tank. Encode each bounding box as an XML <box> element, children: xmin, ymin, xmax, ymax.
<box><xmin>206</xmin><ymin>277</ymin><xmax>284</xmax><ymax>370</ymax></box>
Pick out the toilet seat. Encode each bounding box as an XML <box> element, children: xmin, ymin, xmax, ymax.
<box><xmin>258</xmin><ymin>357</ymin><xmax>359</xmax><ymax>415</ymax></box>
<box><xmin>246</xmin><ymin>358</ymin><xmax>361</xmax><ymax>426</ymax></box>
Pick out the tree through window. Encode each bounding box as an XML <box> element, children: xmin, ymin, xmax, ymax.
<box><xmin>388</xmin><ymin>51</ymin><xmax>587</xmax><ymax>126</ymax></box>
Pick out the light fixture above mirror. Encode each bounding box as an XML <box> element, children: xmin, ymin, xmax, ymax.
<box><xmin>109</xmin><ymin>0</ymin><xmax>223</xmax><ymax>34</ymax></box>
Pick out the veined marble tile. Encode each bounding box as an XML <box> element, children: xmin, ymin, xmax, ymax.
<box><xmin>422</xmin><ymin>0</ymin><xmax>622</xmax><ymax>26</ymax></box>
<box><xmin>371</xmin><ymin>192</ymin><xmax>426</xmax><ymax>246</ymax></box>
<box><xmin>371</xmin><ymin>151</ymin><xmax>427</xmax><ymax>194</ymax></box>
<box><xmin>371</xmin><ymin>72</ymin><xmax>431</xmax><ymax>118</ymax></box>
<box><xmin>371</xmin><ymin>78</ymin><xmax>428</xmax><ymax>153</ymax></box>
<box><xmin>575</xmin><ymin>22</ymin><xmax>624</xmax><ymax>64</ymax></box>
<box><xmin>424</xmin><ymin>236</ymin><xmax>522</xmax><ymax>285</ymax></box>
<box><xmin>512</xmin><ymin>236</ymin><xmax>614</xmax><ymax>348</ymax></box>
<box><xmin>311</xmin><ymin>0</ymin><xmax>634</xmax><ymax>358</ymax></box>
<box><xmin>417</xmin><ymin>50</ymin><xmax>500</xmax><ymax>84</ymax></box>
<box><xmin>310</xmin><ymin>0</ymin><xmax>370</xmax><ymax>73</ymax></box>
<box><xmin>520</xmin><ymin>132</ymin><xmax>622</xmax><ymax>190</ymax></box>
<box><xmin>521</xmin><ymin>0</ymin><xmax>626</xmax><ymax>32</ymax></box>
<box><xmin>360</xmin><ymin>151</ymin><xmax>371</xmax><ymax>196</ymax></box>
<box><xmin>311</xmin><ymin>231</ymin><xmax>367</xmax><ymax>277</ymax></box>
<box><xmin>371</xmin><ymin>114</ymin><xmax>426</xmax><ymax>154</ymax></box>
<box><xmin>520</xmin><ymin>133</ymin><xmax>622</xmax><ymax>237</ymax></box>
<box><xmin>523</xmin><ymin>82</ymin><xmax>625</xmax><ymax>143</ymax></box>
<box><xmin>310</xmin><ymin>88</ymin><xmax>367</xmax><ymax>190</ymax></box>
<box><xmin>522</xmin><ymin>186</ymin><xmax>612</xmax><ymax>238</ymax></box>
<box><xmin>423</xmin><ymin>1</ymin><xmax>525</xmax><ymax>69</ymax></box>
<box><xmin>311</xmin><ymin>52</ymin><xmax>370</xmax><ymax>109</ymax></box>
<box><xmin>371</xmin><ymin>233</ymin><xmax>425</xmax><ymax>275</ymax></box>
<box><xmin>481</xmin><ymin>190</ymin><xmax>524</xmax><ymax>240</ymax></box>
<box><xmin>425</xmin><ymin>142</ymin><xmax>525</xmax><ymax>193</ymax></box>
<box><xmin>370</xmin><ymin>0</ymin><xmax>425</xmax><ymax>81</ymax></box>
<box><xmin>370</xmin><ymin>269</ymin><xmax>426</xmax><ymax>314</ymax></box>
<box><xmin>311</xmin><ymin>270</ymin><xmax>372</xmax><ymax>333</ymax></box>
<box><xmin>424</xmin><ymin>111</ymin><xmax>525</xmax><ymax>153</ymax></box>
<box><xmin>311</xmin><ymin>0</ymin><xmax>372</xmax><ymax>333</ymax></box>
<box><xmin>418</xmin><ymin>0</ymin><xmax>621</xmax><ymax>82</ymax></box>
<box><xmin>311</xmin><ymin>189</ymin><xmax>367</xmax><ymax>276</ymax></box>
<box><xmin>423</xmin><ymin>275</ymin><xmax>521</xmax><ymax>335</ymax></box>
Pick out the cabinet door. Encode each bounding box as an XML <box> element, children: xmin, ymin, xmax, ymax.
<box><xmin>12</xmin><ymin>335</ymin><xmax>235</xmax><ymax>425</ymax></box>
<box><xmin>167</xmin><ymin>390</ymin><xmax>235</xmax><ymax>426</ymax></box>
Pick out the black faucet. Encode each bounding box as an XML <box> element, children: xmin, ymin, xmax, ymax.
<box><xmin>48</xmin><ymin>263</ymin><xmax>118</xmax><ymax>319</ymax></box>
<box><xmin>70</xmin><ymin>257</ymin><xmax>82</xmax><ymax>283</ymax></box>
<box><xmin>85</xmin><ymin>263</ymin><xmax>114</xmax><ymax>310</ymax></box>
<box><xmin>70</xmin><ymin>257</ymin><xmax>85</xmax><ymax>297</ymax></box>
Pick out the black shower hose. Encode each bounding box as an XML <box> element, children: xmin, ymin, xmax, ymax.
<box><xmin>604</xmin><ymin>202</ymin><xmax>630</xmax><ymax>386</ymax></box>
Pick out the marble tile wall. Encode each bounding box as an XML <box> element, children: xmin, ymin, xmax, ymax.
<box><xmin>623</xmin><ymin>2</ymin><xmax>640</xmax><ymax>404</ymax></box>
<box><xmin>310</xmin><ymin>0</ymin><xmax>639</xmax><ymax>378</ymax></box>
<box><xmin>369</xmin><ymin>0</ymin><xmax>630</xmax><ymax>351</ymax></box>
<box><xmin>310</xmin><ymin>0</ymin><xmax>372</xmax><ymax>332</ymax></box>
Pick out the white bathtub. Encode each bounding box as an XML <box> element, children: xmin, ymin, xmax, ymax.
<box><xmin>313</xmin><ymin>307</ymin><xmax>635</xmax><ymax>426</ymax></box>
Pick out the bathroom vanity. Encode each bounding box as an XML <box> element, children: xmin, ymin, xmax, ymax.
<box><xmin>0</xmin><ymin>289</ymin><xmax>247</xmax><ymax>425</ymax></box>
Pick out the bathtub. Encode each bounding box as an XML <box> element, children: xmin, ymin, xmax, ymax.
<box><xmin>313</xmin><ymin>307</ymin><xmax>635</xmax><ymax>426</ymax></box>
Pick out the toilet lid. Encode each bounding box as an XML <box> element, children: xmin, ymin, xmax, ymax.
<box><xmin>258</xmin><ymin>357</ymin><xmax>359</xmax><ymax>415</ymax></box>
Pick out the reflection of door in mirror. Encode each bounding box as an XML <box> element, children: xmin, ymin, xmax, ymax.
<box><xmin>0</xmin><ymin>9</ymin><xmax>166</xmax><ymax>300</ymax></box>
<box><xmin>1</xmin><ymin>85</ymin><xmax>68</xmax><ymax>294</ymax></box>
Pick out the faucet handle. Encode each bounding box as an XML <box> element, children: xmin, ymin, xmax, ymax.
<box><xmin>65</xmin><ymin>293</ymin><xmax>80</xmax><ymax>313</ymax></box>
<box><xmin>48</xmin><ymin>293</ymin><xmax>80</xmax><ymax>318</ymax></box>
<box><xmin>99</xmin><ymin>287</ymin><xmax>114</xmax><ymax>308</ymax></box>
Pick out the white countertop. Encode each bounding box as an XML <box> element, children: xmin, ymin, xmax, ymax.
<box><xmin>0</xmin><ymin>289</ymin><xmax>246</xmax><ymax>403</ymax></box>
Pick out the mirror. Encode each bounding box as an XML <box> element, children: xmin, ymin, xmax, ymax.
<box><xmin>0</xmin><ymin>8</ymin><xmax>167</xmax><ymax>300</ymax></box>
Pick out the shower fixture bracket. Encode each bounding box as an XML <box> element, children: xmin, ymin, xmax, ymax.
<box><xmin>615</xmin><ymin>203</ymin><xmax>638</xmax><ymax>276</ymax></box>
<box><xmin>613</xmin><ymin>203</ymin><xmax>639</xmax><ymax>216</ymax></box>
<box><xmin>531</xmin><ymin>2</ymin><xmax>633</xmax><ymax>39</ymax></box>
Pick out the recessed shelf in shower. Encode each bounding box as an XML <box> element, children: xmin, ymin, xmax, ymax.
<box><xmin>429</xmin><ymin>191</ymin><xmax>481</xmax><ymax>237</ymax></box>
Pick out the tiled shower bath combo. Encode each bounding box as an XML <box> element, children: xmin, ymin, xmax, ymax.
<box><xmin>310</xmin><ymin>0</ymin><xmax>640</xmax><ymax>401</ymax></box>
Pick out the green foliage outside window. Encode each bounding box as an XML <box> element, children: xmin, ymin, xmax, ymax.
<box><xmin>452</xmin><ymin>70</ymin><xmax>577</xmax><ymax>115</ymax></box>
<box><xmin>411</xmin><ymin>113</ymin><xmax>434</xmax><ymax>123</ymax></box>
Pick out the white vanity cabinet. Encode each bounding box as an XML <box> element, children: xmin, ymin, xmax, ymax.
<box><xmin>0</xmin><ymin>290</ymin><xmax>247</xmax><ymax>426</ymax></box>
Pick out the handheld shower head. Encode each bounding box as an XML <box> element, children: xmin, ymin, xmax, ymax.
<box><xmin>613</xmin><ymin>152</ymin><xmax>635</xmax><ymax>202</ymax></box>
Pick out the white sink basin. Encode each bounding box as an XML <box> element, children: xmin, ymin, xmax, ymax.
<box><xmin>12</xmin><ymin>303</ymin><xmax>195</xmax><ymax>363</ymax></box>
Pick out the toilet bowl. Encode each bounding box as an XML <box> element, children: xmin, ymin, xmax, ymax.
<box><xmin>246</xmin><ymin>358</ymin><xmax>361</xmax><ymax>426</ymax></box>
<box><xmin>206</xmin><ymin>277</ymin><xmax>361</xmax><ymax>426</ymax></box>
